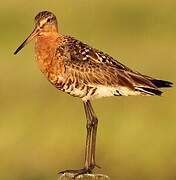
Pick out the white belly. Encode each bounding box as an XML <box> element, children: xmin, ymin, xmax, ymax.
<box><xmin>82</xmin><ymin>85</ymin><xmax>140</xmax><ymax>101</ymax></box>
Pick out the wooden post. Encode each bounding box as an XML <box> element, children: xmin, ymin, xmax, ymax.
<box><xmin>58</xmin><ymin>173</ymin><xmax>110</xmax><ymax>180</ymax></box>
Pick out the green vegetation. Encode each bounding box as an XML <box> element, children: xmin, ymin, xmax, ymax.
<box><xmin>0</xmin><ymin>0</ymin><xmax>175</xmax><ymax>179</ymax></box>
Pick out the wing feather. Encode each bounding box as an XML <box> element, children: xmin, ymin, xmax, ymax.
<box><xmin>55</xmin><ymin>36</ymin><xmax>162</xmax><ymax>94</ymax></box>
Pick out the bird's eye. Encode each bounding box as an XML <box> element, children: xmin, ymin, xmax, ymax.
<box><xmin>47</xmin><ymin>18</ymin><xmax>51</xmax><ymax>23</ymax></box>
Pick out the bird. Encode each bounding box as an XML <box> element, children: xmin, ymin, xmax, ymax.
<box><xmin>14</xmin><ymin>11</ymin><xmax>173</xmax><ymax>178</ymax></box>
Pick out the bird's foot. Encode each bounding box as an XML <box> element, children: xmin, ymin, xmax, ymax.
<box><xmin>59</xmin><ymin>164</ymin><xmax>101</xmax><ymax>179</ymax></box>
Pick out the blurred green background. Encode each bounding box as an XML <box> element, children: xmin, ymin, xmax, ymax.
<box><xmin>0</xmin><ymin>0</ymin><xmax>175</xmax><ymax>179</ymax></box>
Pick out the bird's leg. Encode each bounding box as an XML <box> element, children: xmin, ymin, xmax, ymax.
<box><xmin>70</xmin><ymin>100</ymin><xmax>99</xmax><ymax>178</ymax></box>
<box><xmin>81</xmin><ymin>101</ymin><xmax>91</xmax><ymax>169</ymax></box>
<box><xmin>59</xmin><ymin>100</ymin><xmax>99</xmax><ymax>178</ymax></box>
<box><xmin>86</xmin><ymin>100</ymin><xmax>100</xmax><ymax>168</ymax></box>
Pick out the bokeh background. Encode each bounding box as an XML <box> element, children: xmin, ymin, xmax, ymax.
<box><xmin>1</xmin><ymin>0</ymin><xmax>175</xmax><ymax>179</ymax></box>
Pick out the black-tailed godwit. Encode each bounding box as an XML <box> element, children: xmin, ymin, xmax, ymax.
<box><xmin>14</xmin><ymin>11</ymin><xmax>173</xmax><ymax>178</ymax></box>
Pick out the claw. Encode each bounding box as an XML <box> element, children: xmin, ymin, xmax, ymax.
<box><xmin>59</xmin><ymin>164</ymin><xmax>101</xmax><ymax>178</ymax></box>
<box><xmin>59</xmin><ymin>168</ymin><xmax>92</xmax><ymax>179</ymax></box>
<box><xmin>73</xmin><ymin>168</ymin><xmax>92</xmax><ymax>179</ymax></box>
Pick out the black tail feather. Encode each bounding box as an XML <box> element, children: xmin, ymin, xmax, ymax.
<box><xmin>151</xmin><ymin>79</ymin><xmax>173</xmax><ymax>88</ymax></box>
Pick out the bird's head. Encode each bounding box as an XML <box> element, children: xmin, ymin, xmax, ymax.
<box><xmin>14</xmin><ymin>11</ymin><xmax>58</xmax><ymax>55</ymax></box>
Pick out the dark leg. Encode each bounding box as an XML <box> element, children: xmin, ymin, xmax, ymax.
<box><xmin>83</xmin><ymin>101</ymin><xmax>92</xmax><ymax>169</ymax></box>
<box><xmin>59</xmin><ymin>100</ymin><xmax>99</xmax><ymax>178</ymax></box>
<box><xmin>86</xmin><ymin>100</ymin><xmax>99</xmax><ymax>168</ymax></box>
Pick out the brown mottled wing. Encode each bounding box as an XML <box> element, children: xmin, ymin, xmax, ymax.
<box><xmin>61</xmin><ymin>36</ymin><xmax>131</xmax><ymax>71</ymax></box>
<box><xmin>56</xmin><ymin>36</ymin><xmax>157</xmax><ymax>90</ymax></box>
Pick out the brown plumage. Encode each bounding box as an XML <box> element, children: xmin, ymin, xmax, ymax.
<box><xmin>35</xmin><ymin>34</ymin><xmax>172</xmax><ymax>100</ymax></box>
<box><xmin>14</xmin><ymin>11</ymin><xmax>173</xmax><ymax>177</ymax></box>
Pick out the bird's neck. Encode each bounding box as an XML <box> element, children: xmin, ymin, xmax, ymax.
<box><xmin>35</xmin><ymin>33</ymin><xmax>63</xmax><ymax>75</ymax></box>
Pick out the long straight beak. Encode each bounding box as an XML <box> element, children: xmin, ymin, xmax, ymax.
<box><xmin>14</xmin><ymin>26</ymin><xmax>40</xmax><ymax>55</ymax></box>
